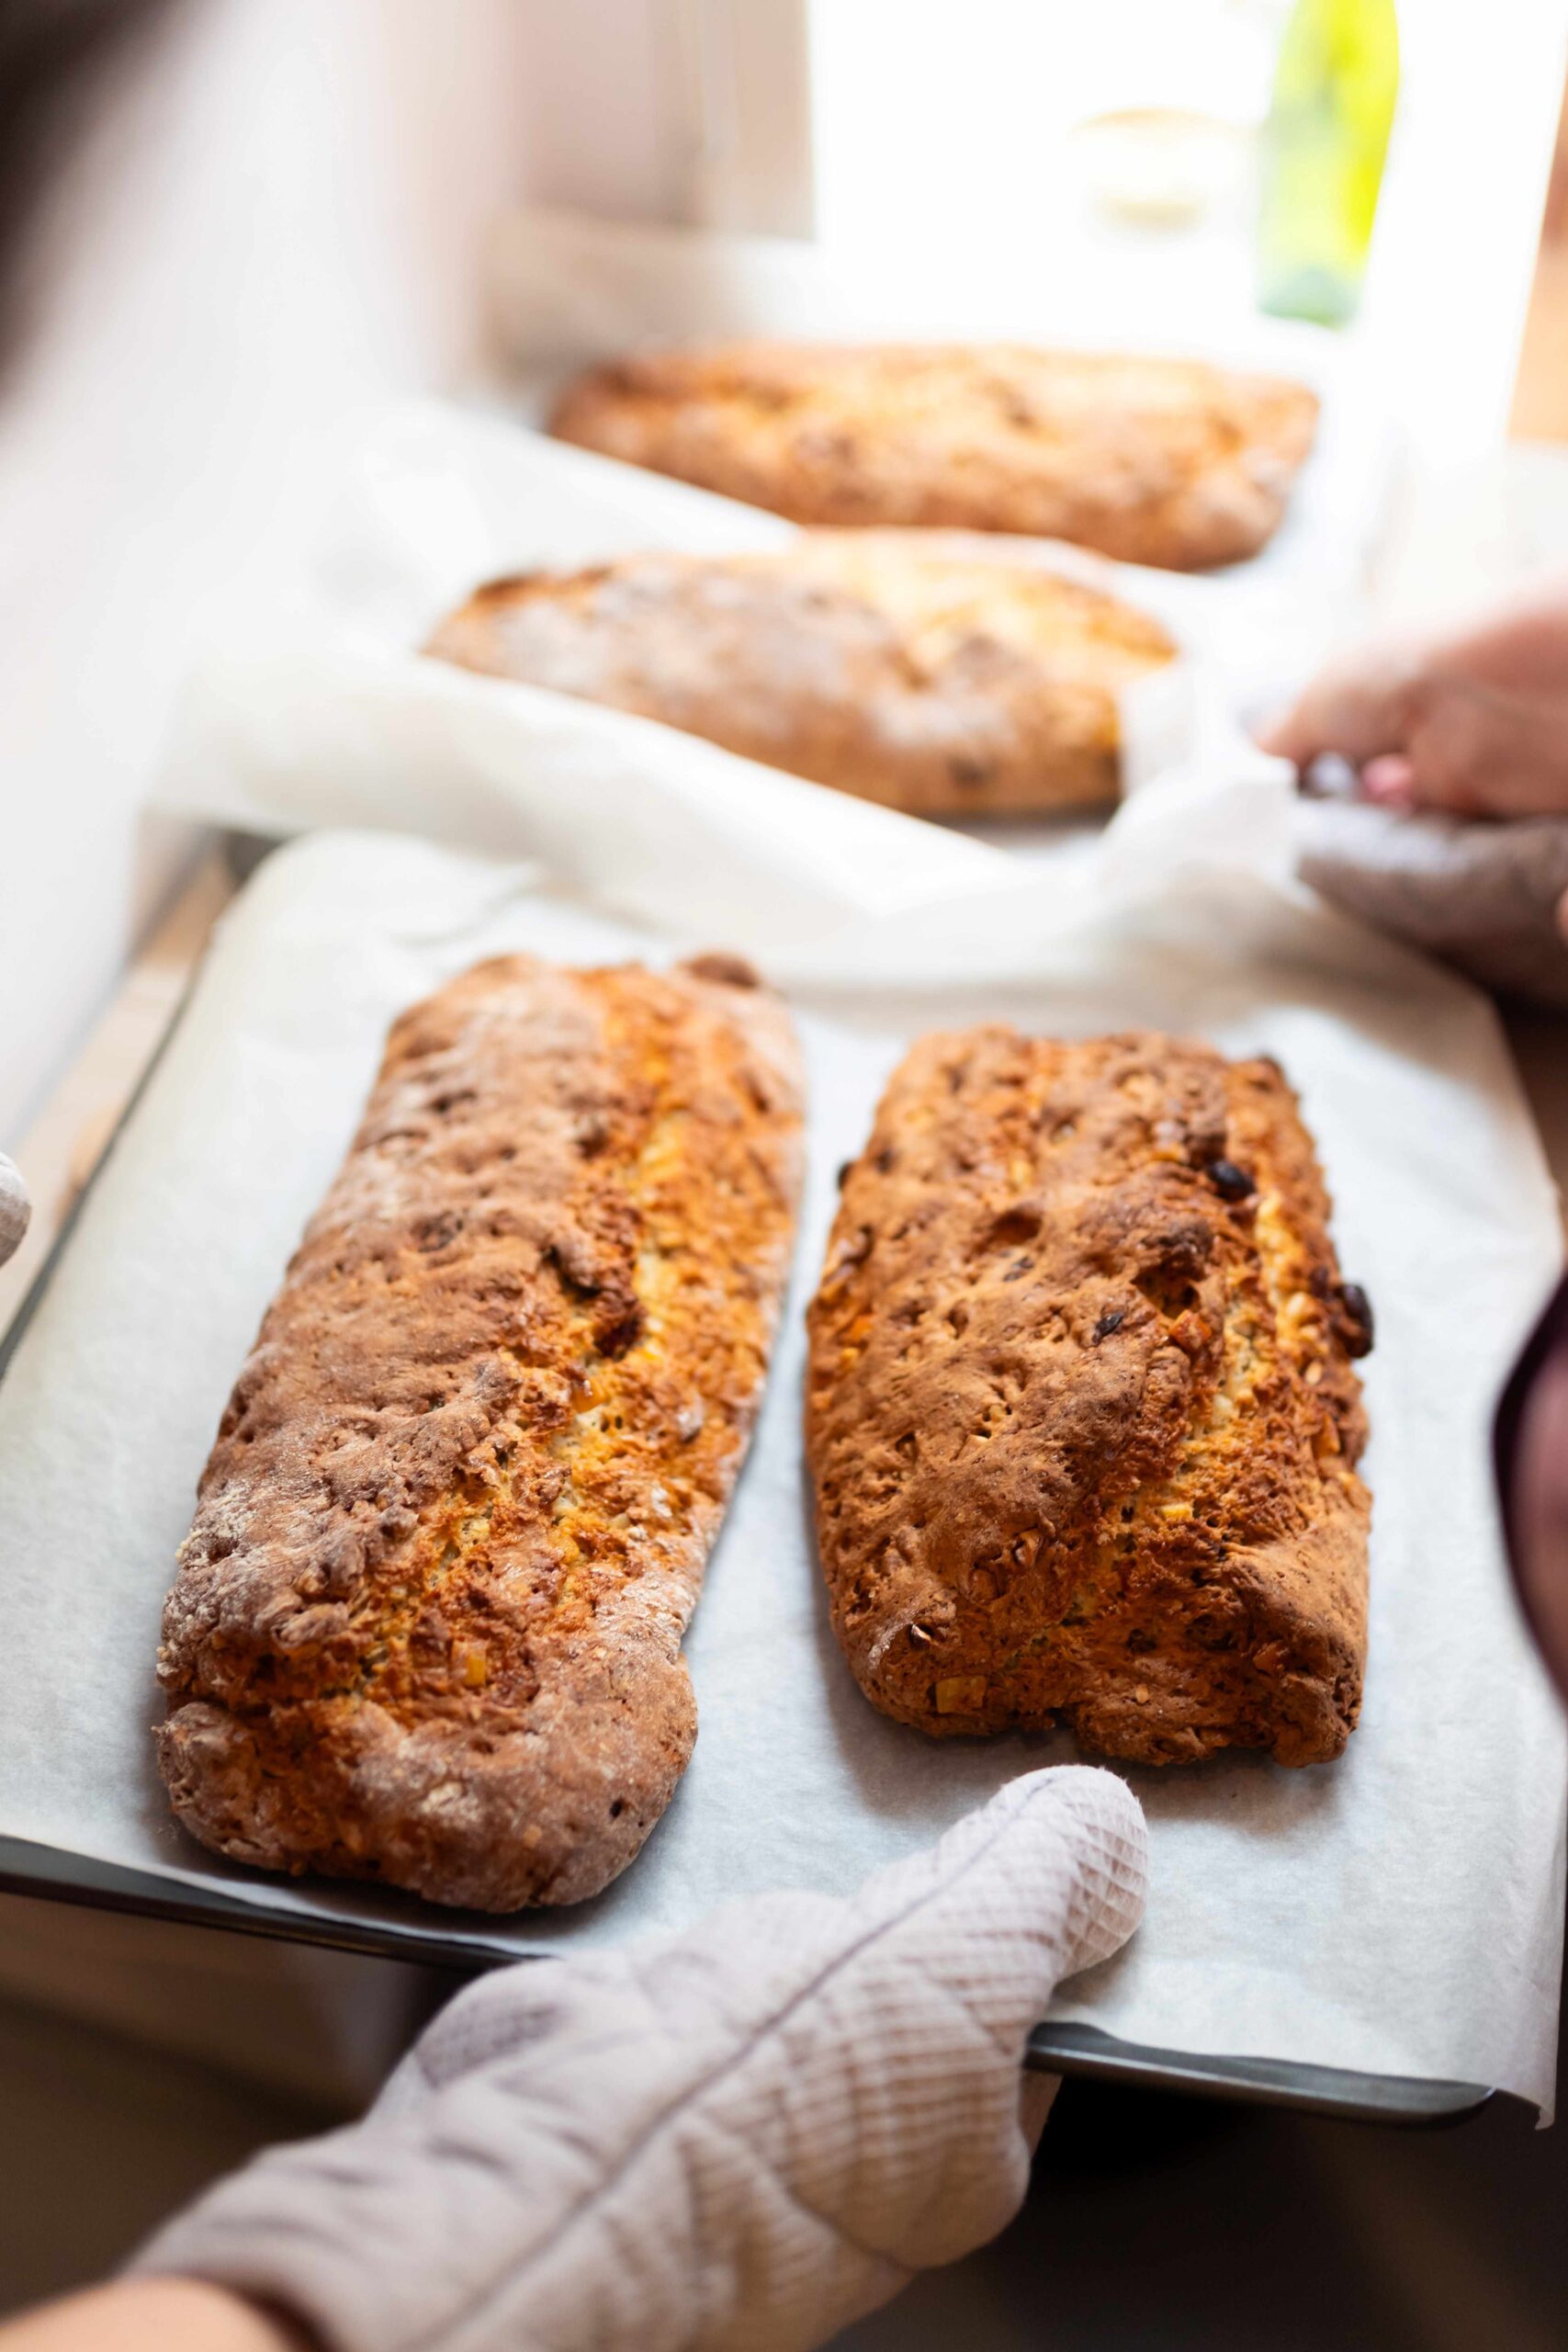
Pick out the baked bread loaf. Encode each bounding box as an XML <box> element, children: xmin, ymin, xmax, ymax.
<box><xmin>549</xmin><ymin>342</ymin><xmax>1320</xmax><ymax>571</ymax></box>
<box><xmin>157</xmin><ymin>952</ymin><xmax>804</xmax><ymax>1910</ymax></box>
<box><xmin>806</xmin><ymin>1029</ymin><xmax>1371</xmax><ymax>1768</ymax></box>
<box><xmin>425</xmin><ymin>532</ymin><xmax>1176</xmax><ymax>817</ymax></box>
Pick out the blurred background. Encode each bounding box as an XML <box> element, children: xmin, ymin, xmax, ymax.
<box><xmin>6</xmin><ymin>0</ymin><xmax>1568</xmax><ymax>1148</ymax></box>
<box><xmin>6</xmin><ymin>0</ymin><xmax>1568</xmax><ymax>1153</ymax></box>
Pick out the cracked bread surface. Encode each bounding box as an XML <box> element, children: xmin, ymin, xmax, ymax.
<box><xmin>425</xmin><ymin>532</ymin><xmax>1176</xmax><ymax>817</ymax></box>
<box><xmin>549</xmin><ymin>342</ymin><xmax>1320</xmax><ymax>571</ymax></box>
<box><xmin>806</xmin><ymin>1029</ymin><xmax>1371</xmax><ymax>1768</ymax></box>
<box><xmin>157</xmin><ymin>952</ymin><xmax>804</xmax><ymax>1910</ymax></box>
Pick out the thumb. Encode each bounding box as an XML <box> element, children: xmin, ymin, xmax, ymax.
<box><xmin>875</xmin><ymin>1768</ymin><xmax>1147</xmax><ymax>2163</ymax></box>
<box><xmin>1255</xmin><ymin>704</ymin><xmax>1314</xmax><ymax>763</ymax></box>
<box><xmin>850</xmin><ymin>1764</ymin><xmax>1147</xmax><ymax>2050</ymax></box>
<box><xmin>758</xmin><ymin>1765</ymin><xmax>1145</xmax><ymax>2275</ymax></box>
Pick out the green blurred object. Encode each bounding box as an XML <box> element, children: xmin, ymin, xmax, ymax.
<box><xmin>1257</xmin><ymin>0</ymin><xmax>1399</xmax><ymax>326</ymax></box>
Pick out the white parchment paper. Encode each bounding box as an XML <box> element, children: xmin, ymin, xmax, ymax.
<box><xmin>151</xmin><ymin>384</ymin><xmax>1372</xmax><ymax>899</ymax></box>
<box><xmin>0</xmin><ymin>820</ymin><xmax>1562</xmax><ymax>2114</ymax></box>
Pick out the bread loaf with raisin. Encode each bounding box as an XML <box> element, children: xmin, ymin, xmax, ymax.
<box><xmin>158</xmin><ymin>952</ymin><xmax>804</xmax><ymax>1909</ymax></box>
<box><xmin>806</xmin><ymin>1029</ymin><xmax>1370</xmax><ymax>1767</ymax></box>
<box><xmin>549</xmin><ymin>342</ymin><xmax>1320</xmax><ymax>571</ymax></box>
<box><xmin>425</xmin><ymin>532</ymin><xmax>1175</xmax><ymax>817</ymax></box>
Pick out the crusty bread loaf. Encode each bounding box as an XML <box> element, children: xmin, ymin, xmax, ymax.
<box><xmin>426</xmin><ymin>532</ymin><xmax>1176</xmax><ymax>817</ymax></box>
<box><xmin>806</xmin><ymin>1029</ymin><xmax>1371</xmax><ymax>1767</ymax></box>
<box><xmin>158</xmin><ymin>952</ymin><xmax>803</xmax><ymax>1910</ymax></box>
<box><xmin>549</xmin><ymin>342</ymin><xmax>1320</xmax><ymax>571</ymax></box>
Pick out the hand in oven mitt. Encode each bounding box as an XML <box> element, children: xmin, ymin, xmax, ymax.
<box><xmin>129</xmin><ymin>1766</ymin><xmax>1145</xmax><ymax>2352</ymax></box>
<box><xmin>1258</xmin><ymin>582</ymin><xmax>1568</xmax><ymax>1008</ymax></box>
<box><xmin>0</xmin><ymin>1155</ymin><xmax>29</xmax><ymax>1269</ymax></box>
<box><xmin>1296</xmin><ymin>793</ymin><xmax>1568</xmax><ymax>1009</ymax></box>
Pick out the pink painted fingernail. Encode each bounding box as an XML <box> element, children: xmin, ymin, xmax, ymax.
<box><xmin>1360</xmin><ymin>754</ymin><xmax>1416</xmax><ymax>810</ymax></box>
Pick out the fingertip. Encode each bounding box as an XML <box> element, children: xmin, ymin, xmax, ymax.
<box><xmin>1360</xmin><ymin>752</ymin><xmax>1417</xmax><ymax>811</ymax></box>
<box><xmin>1050</xmin><ymin>1762</ymin><xmax>1148</xmax><ymax>1856</ymax></box>
<box><xmin>1253</xmin><ymin>709</ymin><xmax>1303</xmax><ymax>762</ymax></box>
<box><xmin>1011</xmin><ymin>1769</ymin><xmax>1149</xmax><ymax>1974</ymax></box>
<box><xmin>1004</xmin><ymin>1762</ymin><xmax>1145</xmax><ymax>1847</ymax></box>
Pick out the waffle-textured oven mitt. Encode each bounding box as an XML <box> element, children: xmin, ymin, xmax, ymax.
<box><xmin>1298</xmin><ymin>796</ymin><xmax>1568</xmax><ymax>1009</ymax></box>
<box><xmin>130</xmin><ymin>1765</ymin><xmax>1145</xmax><ymax>2352</ymax></box>
<box><xmin>0</xmin><ymin>1154</ymin><xmax>28</xmax><ymax>1268</ymax></box>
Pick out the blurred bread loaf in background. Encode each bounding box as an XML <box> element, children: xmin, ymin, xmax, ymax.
<box><xmin>549</xmin><ymin>341</ymin><xmax>1320</xmax><ymax>571</ymax></box>
<box><xmin>427</xmin><ymin>531</ymin><xmax>1177</xmax><ymax>818</ymax></box>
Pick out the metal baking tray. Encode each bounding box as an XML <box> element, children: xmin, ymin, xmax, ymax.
<box><xmin>0</xmin><ymin>964</ymin><xmax>1504</xmax><ymax>2132</ymax></box>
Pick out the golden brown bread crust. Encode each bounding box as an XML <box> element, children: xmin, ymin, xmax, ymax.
<box><xmin>157</xmin><ymin>952</ymin><xmax>804</xmax><ymax>1910</ymax></box>
<box><xmin>806</xmin><ymin>1029</ymin><xmax>1371</xmax><ymax>1767</ymax></box>
<box><xmin>549</xmin><ymin>342</ymin><xmax>1321</xmax><ymax>571</ymax></box>
<box><xmin>425</xmin><ymin>532</ymin><xmax>1175</xmax><ymax>817</ymax></box>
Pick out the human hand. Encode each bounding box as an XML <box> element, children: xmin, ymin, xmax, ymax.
<box><xmin>127</xmin><ymin>1766</ymin><xmax>1145</xmax><ymax>2352</ymax></box>
<box><xmin>1258</xmin><ymin>577</ymin><xmax>1568</xmax><ymax>836</ymax></box>
<box><xmin>0</xmin><ymin>2279</ymin><xmax>304</xmax><ymax>2352</ymax></box>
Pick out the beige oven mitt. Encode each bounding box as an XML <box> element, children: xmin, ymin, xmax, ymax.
<box><xmin>0</xmin><ymin>1154</ymin><xmax>28</xmax><ymax>1269</ymax></box>
<box><xmin>1297</xmin><ymin>796</ymin><xmax>1568</xmax><ymax>1009</ymax></box>
<box><xmin>129</xmin><ymin>1765</ymin><xmax>1145</xmax><ymax>2352</ymax></box>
